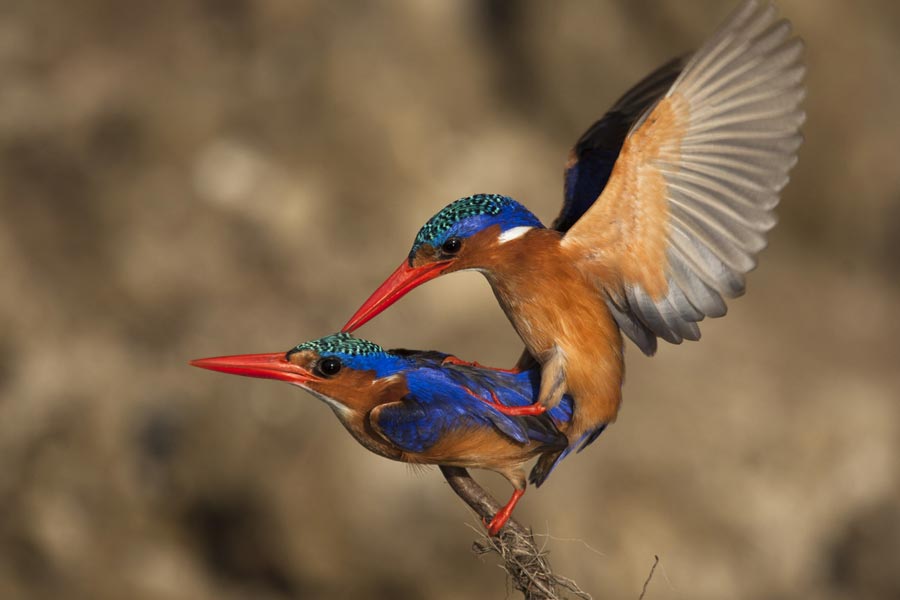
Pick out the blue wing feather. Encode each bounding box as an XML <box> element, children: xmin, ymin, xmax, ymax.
<box><xmin>374</xmin><ymin>400</ymin><xmax>437</xmax><ymax>453</ymax></box>
<box><xmin>436</xmin><ymin>361</ymin><xmax>573</xmax><ymax>445</ymax></box>
<box><xmin>374</xmin><ymin>373</ymin><xmax>529</xmax><ymax>453</ymax></box>
<box><xmin>373</xmin><ymin>353</ymin><xmax>571</xmax><ymax>453</ymax></box>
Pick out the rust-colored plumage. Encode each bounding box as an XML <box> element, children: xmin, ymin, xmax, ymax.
<box><xmin>477</xmin><ymin>228</ymin><xmax>625</xmax><ymax>441</ymax></box>
<box><xmin>564</xmin><ymin>94</ymin><xmax>689</xmax><ymax>301</ymax></box>
<box><xmin>343</xmin><ymin>0</ymin><xmax>806</xmax><ymax>453</ymax></box>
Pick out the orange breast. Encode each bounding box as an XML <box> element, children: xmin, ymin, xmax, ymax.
<box><xmin>483</xmin><ymin>230</ymin><xmax>625</xmax><ymax>439</ymax></box>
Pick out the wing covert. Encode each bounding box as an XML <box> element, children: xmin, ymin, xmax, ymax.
<box><xmin>370</xmin><ymin>399</ymin><xmax>438</xmax><ymax>453</ymax></box>
<box><xmin>369</xmin><ymin>370</ymin><xmax>534</xmax><ymax>453</ymax></box>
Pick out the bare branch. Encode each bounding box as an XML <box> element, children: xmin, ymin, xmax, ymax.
<box><xmin>440</xmin><ymin>466</ymin><xmax>592</xmax><ymax>600</ymax></box>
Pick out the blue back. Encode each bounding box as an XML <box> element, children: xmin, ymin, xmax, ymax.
<box><xmin>553</xmin><ymin>57</ymin><xmax>684</xmax><ymax>233</ymax></box>
<box><xmin>396</xmin><ymin>353</ymin><xmax>573</xmax><ymax>448</ymax></box>
<box><xmin>557</xmin><ymin>144</ymin><xmax>619</xmax><ymax>233</ymax></box>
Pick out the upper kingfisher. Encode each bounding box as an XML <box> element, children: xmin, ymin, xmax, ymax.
<box><xmin>342</xmin><ymin>0</ymin><xmax>806</xmax><ymax>447</ymax></box>
<box><xmin>190</xmin><ymin>333</ymin><xmax>578</xmax><ymax>535</ymax></box>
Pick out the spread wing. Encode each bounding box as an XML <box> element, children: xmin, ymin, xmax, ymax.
<box><xmin>514</xmin><ymin>41</ymin><xmax>685</xmax><ymax>371</ymax></box>
<box><xmin>554</xmin><ymin>56</ymin><xmax>685</xmax><ymax>233</ymax></box>
<box><xmin>562</xmin><ymin>0</ymin><xmax>806</xmax><ymax>355</ymax></box>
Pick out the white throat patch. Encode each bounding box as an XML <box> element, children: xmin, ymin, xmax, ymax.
<box><xmin>497</xmin><ymin>226</ymin><xmax>532</xmax><ymax>244</ymax></box>
<box><xmin>292</xmin><ymin>383</ymin><xmax>353</xmax><ymax>419</ymax></box>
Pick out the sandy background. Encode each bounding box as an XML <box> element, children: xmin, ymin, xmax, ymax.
<box><xmin>1</xmin><ymin>1</ymin><xmax>898</xmax><ymax>598</ymax></box>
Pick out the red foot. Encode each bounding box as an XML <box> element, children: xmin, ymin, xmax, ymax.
<box><xmin>476</xmin><ymin>389</ymin><xmax>547</xmax><ymax>417</ymax></box>
<box><xmin>490</xmin><ymin>401</ymin><xmax>547</xmax><ymax>417</ymax></box>
<box><xmin>484</xmin><ymin>489</ymin><xmax>525</xmax><ymax>536</ymax></box>
<box><xmin>442</xmin><ymin>355</ymin><xmax>520</xmax><ymax>374</ymax></box>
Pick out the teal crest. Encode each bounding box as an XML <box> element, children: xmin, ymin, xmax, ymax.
<box><xmin>410</xmin><ymin>194</ymin><xmax>541</xmax><ymax>259</ymax></box>
<box><xmin>290</xmin><ymin>333</ymin><xmax>385</xmax><ymax>357</ymax></box>
<box><xmin>413</xmin><ymin>194</ymin><xmax>509</xmax><ymax>248</ymax></box>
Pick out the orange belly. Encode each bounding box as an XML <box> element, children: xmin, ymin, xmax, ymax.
<box><xmin>485</xmin><ymin>235</ymin><xmax>625</xmax><ymax>442</ymax></box>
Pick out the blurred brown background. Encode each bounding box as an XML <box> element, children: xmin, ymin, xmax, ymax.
<box><xmin>1</xmin><ymin>1</ymin><xmax>898</xmax><ymax>598</ymax></box>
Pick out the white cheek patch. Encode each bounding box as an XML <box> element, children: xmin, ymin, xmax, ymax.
<box><xmin>292</xmin><ymin>384</ymin><xmax>353</xmax><ymax>418</ymax></box>
<box><xmin>497</xmin><ymin>226</ymin><xmax>532</xmax><ymax>244</ymax></box>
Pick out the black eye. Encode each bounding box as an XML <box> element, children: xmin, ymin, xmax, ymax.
<box><xmin>441</xmin><ymin>237</ymin><xmax>462</xmax><ymax>255</ymax></box>
<box><xmin>318</xmin><ymin>357</ymin><xmax>342</xmax><ymax>377</ymax></box>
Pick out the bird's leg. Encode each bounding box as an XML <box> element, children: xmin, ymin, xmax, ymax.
<box><xmin>464</xmin><ymin>387</ymin><xmax>547</xmax><ymax>417</ymax></box>
<box><xmin>536</xmin><ymin>347</ymin><xmax>567</xmax><ymax>410</ymax></box>
<box><xmin>441</xmin><ymin>354</ymin><xmax>521</xmax><ymax>374</ymax></box>
<box><xmin>484</xmin><ymin>488</ymin><xmax>525</xmax><ymax>536</ymax></box>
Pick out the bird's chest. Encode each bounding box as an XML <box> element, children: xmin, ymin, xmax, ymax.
<box><xmin>489</xmin><ymin>266</ymin><xmax>606</xmax><ymax>345</ymax></box>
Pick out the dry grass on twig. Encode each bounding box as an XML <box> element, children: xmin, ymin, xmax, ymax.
<box><xmin>440</xmin><ymin>466</ymin><xmax>592</xmax><ymax>600</ymax></box>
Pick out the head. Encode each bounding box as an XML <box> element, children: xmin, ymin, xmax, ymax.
<box><xmin>342</xmin><ymin>193</ymin><xmax>542</xmax><ymax>332</ymax></box>
<box><xmin>190</xmin><ymin>333</ymin><xmax>405</xmax><ymax>418</ymax></box>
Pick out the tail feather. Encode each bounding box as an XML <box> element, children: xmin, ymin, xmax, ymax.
<box><xmin>528</xmin><ymin>423</ymin><xmax>609</xmax><ymax>487</ymax></box>
<box><xmin>529</xmin><ymin>448</ymin><xmax>569</xmax><ymax>487</ymax></box>
<box><xmin>577</xmin><ymin>424</ymin><xmax>608</xmax><ymax>453</ymax></box>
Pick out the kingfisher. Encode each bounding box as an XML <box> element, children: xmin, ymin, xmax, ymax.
<box><xmin>190</xmin><ymin>333</ymin><xmax>581</xmax><ymax>536</ymax></box>
<box><xmin>342</xmin><ymin>0</ymin><xmax>806</xmax><ymax>448</ymax></box>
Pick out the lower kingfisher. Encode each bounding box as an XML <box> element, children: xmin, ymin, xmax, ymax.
<box><xmin>341</xmin><ymin>0</ymin><xmax>805</xmax><ymax>448</ymax></box>
<box><xmin>190</xmin><ymin>333</ymin><xmax>582</xmax><ymax>536</ymax></box>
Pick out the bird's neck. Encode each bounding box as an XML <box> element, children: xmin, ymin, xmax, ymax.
<box><xmin>478</xmin><ymin>228</ymin><xmax>567</xmax><ymax>317</ymax></box>
<box><xmin>304</xmin><ymin>372</ymin><xmax>407</xmax><ymax>461</ymax></box>
<box><xmin>478</xmin><ymin>227</ymin><xmax>562</xmax><ymax>278</ymax></box>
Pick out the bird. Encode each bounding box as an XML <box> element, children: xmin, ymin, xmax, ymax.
<box><xmin>341</xmin><ymin>0</ymin><xmax>806</xmax><ymax>450</ymax></box>
<box><xmin>190</xmin><ymin>332</ymin><xmax>580</xmax><ymax>536</ymax></box>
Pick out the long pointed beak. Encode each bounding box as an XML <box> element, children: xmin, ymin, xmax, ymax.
<box><xmin>189</xmin><ymin>352</ymin><xmax>321</xmax><ymax>385</ymax></box>
<box><xmin>341</xmin><ymin>259</ymin><xmax>452</xmax><ymax>332</ymax></box>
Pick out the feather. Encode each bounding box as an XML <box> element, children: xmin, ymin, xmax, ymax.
<box><xmin>561</xmin><ymin>0</ymin><xmax>804</xmax><ymax>352</ymax></box>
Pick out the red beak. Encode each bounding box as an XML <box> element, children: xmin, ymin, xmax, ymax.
<box><xmin>189</xmin><ymin>352</ymin><xmax>321</xmax><ymax>385</ymax></box>
<box><xmin>341</xmin><ymin>260</ymin><xmax>452</xmax><ymax>332</ymax></box>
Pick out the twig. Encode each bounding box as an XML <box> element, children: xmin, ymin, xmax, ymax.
<box><xmin>440</xmin><ymin>466</ymin><xmax>592</xmax><ymax>600</ymax></box>
<box><xmin>638</xmin><ymin>555</ymin><xmax>659</xmax><ymax>600</ymax></box>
